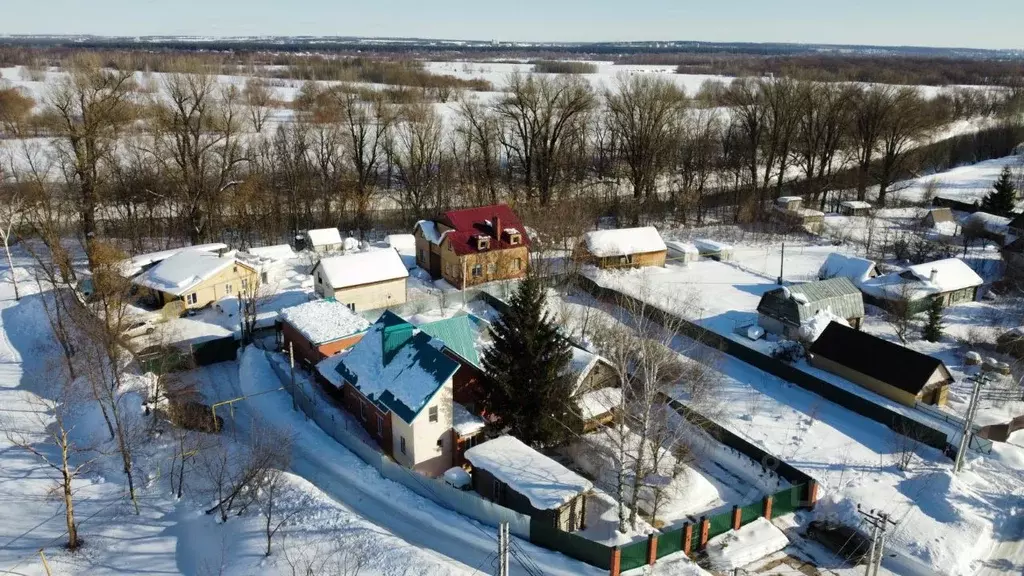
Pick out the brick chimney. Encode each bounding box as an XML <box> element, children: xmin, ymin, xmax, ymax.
<box><xmin>493</xmin><ymin>213</ymin><xmax>502</xmax><ymax>241</ymax></box>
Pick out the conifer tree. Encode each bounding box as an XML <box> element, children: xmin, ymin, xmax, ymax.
<box><xmin>981</xmin><ymin>166</ymin><xmax>1017</xmax><ymax>216</ymax></box>
<box><xmin>922</xmin><ymin>296</ymin><xmax>944</xmax><ymax>342</ymax></box>
<box><xmin>481</xmin><ymin>275</ymin><xmax>575</xmax><ymax>446</ymax></box>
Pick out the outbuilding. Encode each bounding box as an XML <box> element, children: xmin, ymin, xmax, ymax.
<box><xmin>808</xmin><ymin>322</ymin><xmax>952</xmax><ymax>406</ymax></box>
<box><xmin>465</xmin><ymin>435</ymin><xmax>592</xmax><ymax>531</ymax></box>
<box><xmin>921</xmin><ymin>208</ymin><xmax>958</xmax><ymax>236</ymax></box>
<box><xmin>575</xmin><ymin>226</ymin><xmax>667</xmax><ymax>269</ymax></box>
<box><xmin>665</xmin><ymin>240</ymin><xmax>700</xmax><ymax>265</ymax></box>
<box><xmin>839</xmin><ymin>200</ymin><xmax>872</xmax><ymax>216</ymax></box>
<box><xmin>279</xmin><ymin>299</ymin><xmax>370</xmax><ymax>368</ymax></box>
<box><xmin>311</xmin><ymin>249</ymin><xmax>409</xmax><ymax>312</ymax></box>
<box><xmin>756</xmin><ymin>277</ymin><xmax>865</xmax><ymax>341</ymax></box>
<box><xmin>305</xmin><ymin>228</ymin><xmax>344</xmax><ymax>253</ymax></box>
<box><xmin>817</xmin><ymin>253</ymin><xmax>879</xmax><ymax>287</ymax></box>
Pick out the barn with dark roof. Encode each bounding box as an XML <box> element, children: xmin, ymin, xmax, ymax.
<box><xmin>808</xmin><ymin>322</ymin><xmax>952</xmax><ymax>407</ymax></box>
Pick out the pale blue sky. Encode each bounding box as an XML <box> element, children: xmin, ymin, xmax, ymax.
<box><xmin>1</xmin><ymin>0</ymin><xmax>1021</xmax><ymax>50</ymax></box>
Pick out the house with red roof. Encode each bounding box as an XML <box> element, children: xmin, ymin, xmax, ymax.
<box><xmin>413</xmin><ymin>204</ymin><xmax>530</xmax><ymax>288</ymax></box>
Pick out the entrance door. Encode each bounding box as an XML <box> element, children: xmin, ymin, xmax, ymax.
<box><xmin>429</xmin><ymin>251</ymin><xmax>442</xmax><ymax>279</ymax></box>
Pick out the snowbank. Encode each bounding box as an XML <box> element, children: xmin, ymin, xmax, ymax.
<box><xmin>799</xmin><ymin>309</ymin><xmax>850</xmax><ymax>342</ymax></box>
<box><xmin>706</xmin><ymin>517</ymin><xmax>789</xmax><ymax>571</ymax></box>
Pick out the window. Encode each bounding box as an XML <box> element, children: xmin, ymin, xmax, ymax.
<box><xmin>224</xmin><ymin>283</ymin><xmax>233</xmax><ymax>294</ymax></box>
<box><xmin>261</xmin><ymin>271</ymin><xmax>269</xmax><ymax>284</ymax></box>
<box><xmin>241</xmin><ymin>278</ymin><xmax>249</xmax><ymax>291</ymax></box>
<box><xmin>359</xmin><ymin>401</ymin><xmax>366</xmax><ymax>421</ymax></box>
<box><xmin>436</xmin><ymin>438</ymin><xmax>444</xmax><ymax>449</ymax></box>
<box><xmin>400</xmin><ymin>436</ymin><xmax>407</xmax><ymax>454</ymax></box>
<box><xmin>472</xmin><ymin>264</ymin><xmax>482</xmax><ymax>278</ymax></box>
<box><xmin>317</xmin><ymin>273</ymin><xmax>322</xmax><ymax>284</ymax></box>
<box><xmin>513</xmin><ymin>258</ymin><xmax>522</xmax><ymax>271</ymax></box>
<box><xmin>486</xmin><ymin>262</ymin><xmax>496</xmax><ymax>274</ymax></box>
<box><xmin>186</xmin><ymin>293</ymin><xmax>197</xmax><ymax>305</ymax></box>
<box><xmin>509</xmin><ymin>233</ymin><xmax>521</xmax><ymax>245</ymax></box>
<box><xmin>376</xmin><ymin>415</ymin><xmax>384</xmax><ymax>437</ymax></box>
<box><xmin>476</xmin><ymin>236</ymin><xmax>490</xmax><ymax>251</ymax></box>
<box><xmin>429</xmin><ymin>406</ymin><xmax>439</xmax><ymax>422</ymax></box>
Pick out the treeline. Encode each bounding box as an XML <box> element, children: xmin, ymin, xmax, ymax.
<box><xmin>2</xmin><ymin>55</ymin><xmax>1023</xmax><ymax>262</ymax></box>
<box><xmin>531</xmin><ymin>60</ymin><xmax>598</xmax><ymax>74</ymax></box>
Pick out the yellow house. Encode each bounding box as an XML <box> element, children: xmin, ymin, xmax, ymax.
<box><xmin>311</xmin><ymin>249</ymin><xmax>409</xmax><ymax>312</ymax></box>
<box><xmin>132</xmin><ymin>250</ymin><xmax>258</xmax><ymax>310</ymax></box>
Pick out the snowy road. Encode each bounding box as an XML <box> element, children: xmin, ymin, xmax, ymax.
<box><xmin>203</xmin><ymin>353</ymin><xmax>609</xmax><ymax>576</ymax></box>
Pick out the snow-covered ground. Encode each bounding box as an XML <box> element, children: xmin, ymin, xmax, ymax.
<box><xmin>885</xmin><ymin>155</ymin><xmax>1024</xmax><ymax>208</ymax></box>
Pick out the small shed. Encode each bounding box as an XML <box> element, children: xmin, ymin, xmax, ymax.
<box><xmin>817</xmin><ymin>253</ymin><xmax>879</xmax><ymax>287</ymax></box>
<box><xmin>305</xmin><ymin>228</ymin><xmax>344</xmax><ymax>253</ymax></box>
<box><xmin>665</xmin><ymin>240</ymin><xmax>700</xmax><ymax>264</ymax></box>
<box><xmin>775</xmin><ymin>196</ymin><xmax>803</xmax><ymax>211</ymax></box>
<box><xmin>693</xmin><ymin>239</ymin><xmax>734</xmax><ymax>261</ymax></box>
<box><xmin>756</xmin><ymin>277</ymin><xmax>865</xmax><ymax>341</ymax></box>
<box><xmin>964</xmin><ymin>211</ymin><xmax>1011</xmax><ymax>244</ymax></box>
<box><xmin>773</xmin><ymin>197</ymin><xmax>824</xmax><ymax>233</ymax></box>
<box><xmin>921</xmin><ymin>208</ymin><xmax>958</xmax><ymax>236</ymax></box>
<box><xmin>465</xmin><ymin>436</ymin><xmax>592</xmax><ymax>532</ymax></box>
<box><xmin>279</xmin><ymin>299</ymin><xmax>371</xmax><ymax>368</ymax></box>
<box><xmin>576</xmin><ymin>227</ymin><xmax>667</xmax><ymax>269</ymax></box>
<box><xmin>808</xmin><ymin>322</ymin><xmax>952</xmax><ymax>406</ymax></box>
<box><xmin>839</xmin><ymin>200</ymin><xmax>872</xmax><ymax>217</ymax></box>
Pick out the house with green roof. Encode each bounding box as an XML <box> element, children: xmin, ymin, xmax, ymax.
<box><xmin>317</xmin><ymin>311</ymin><xmax>491</xmax><ymax>477</ymax></box>
<box><xmin>756</xmin><ymin>277</ymin><xmax>865</xmax><ymax>341</ymax></box>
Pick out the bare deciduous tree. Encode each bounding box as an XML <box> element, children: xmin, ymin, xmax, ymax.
<box><xmin>243</xmin><ymin>78</ymin><xmax>276</xmax><ymax>133</ymax></box>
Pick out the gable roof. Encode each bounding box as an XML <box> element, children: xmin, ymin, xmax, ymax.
<box><xmin>132</xmin><ymin>250</ymin><xmax>245</xmax><ymax>296</ymax></box>
<box><xmin>861</xmin><ymin>258</ymin><xmax>983</xmax><ymax>301</ymax></box>
<box><xmin>464</xmin><ymin>435</ymin><xmax>592</xmax><ymax>511</ymax></box>
<box><xmin>809</xmin><ymin>322</ymin><xmax>952</xmax><ymax>395</ymax></box>
<box><xmin>924</xmin><ymin>207</ymin><xmax>954</xmax><ymax>225</ymax></box>
<box><xmin>425</xmin><ymin>204</ymin><xmax>530</xmax><ymax>256</ymax></box>
<box><xmin>757</xmin><ymin>277</ymin><xmax>865</xmax><ymax>326</ymax></box>
<box><xmin>120</xmin><ymin>243</ymin><xmax>227</xmax><ymax>277</ymax></box>
<box><xmin>334</xmin><ymin>311</ymin><xmax>460</xmax><ymax>423</ymax></box>
<box><xmin>818</xmin><ymin>253</ymin><xmax>878</xmax><ymax>286</ymax></box>
<box><xmin>280</xmin><ymin>299</ymin><xmax>370</xmax><ymax>345</ymax></box>
<box><xmin>566</xmin><ymin>346</ymin><xmax>613</xmax><ymax>396</ymax></box>
<box><xmin>418</xmin><ymin>315</ymin><xmax>481</xmax><ymax>367</ymax></box>
<box><xmin>1009</xmin><ymin>212</ymin><xmax>1024</xmax><ymax>230</ymax></box>
<box><xmin>306</xmin><ymin>228</ymin><xmax>343</xmax><ymax>247</ymax></box>
<box><xmin>313</xmin><ymin>249</ymin><xmax>409</xmax><ymax>290</ymax></box>
<box><xmin>582</xmin><ymin>227</ymin><xmax>667</xmax><ymax>258</ymax></box>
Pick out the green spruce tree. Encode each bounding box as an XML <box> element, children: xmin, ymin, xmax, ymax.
<box><xmin>981</xmin><ymin>166</ymin><xmax>1017</xmax><ymax>216</ymax></box>
<box><xmin>922</xmin><ymin>296</ymin><xmax>944</xmax><ymax>342</ymax></box>
<box><xmin>481</xmin><ymin>275</ymin><xmax>575</xmax><ymax>446</ymax></box>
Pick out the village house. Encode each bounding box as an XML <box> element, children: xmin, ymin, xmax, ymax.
<box><xmin>860</xmin><ymin>258</ymin><xmax>984</xmax><ymax>313</ymax></box>
<box><xmin>464</xmin><ymin>435</ymin><xmax>592</xmax><ymax>531</ymax></box>
<box><xmin>757</xmin><ymin>277</ymin><xmax>865</xmax><ymax>341</ymax></box>
<box><xmin>119</xmin><ymin>243</ymin><xmax>228</xmax><ymax>278</ymax></box>
<box><xmin>318</xmin><ymin>311</ymin><xmax>462</xmax><ymax>477</ymax></box>
<box><xmin>304</xmin><ymin>227</ymin><xmax>344</xmax><ymax>253</ymax></box>
<box><xmin>920</xmin><ymin>207</ymin><xmax>958</xmax><ymax>236</ymax></box>
<box><xmin>311</xmin><ymin>249</ymin><xmax>409</xmax><ymax>312</ymax></box>
<box><xmin>839</xmin><ymin>200</ymin><xmax>872</xmax><ymax>216</ymax></box>
<box><xmin>772</xmin><ymin>196</ymin><xmax>824</xmax><ymax>234</ymax></box>
<box><xmin>575</xmin><ymin>226</ymin><xmax>667</xmax><ymax>269</ymax></box>
<box><xmin>808</xmin><ymin>322</ymin><xmax>953</xmax><ymax>406</ymax></box>
<box><xmin>817</xmin><ymin>253</ymin><xmax>879</xmax><ymax>288</ymax></box>
<box><xmin>279</xmin><ymin>299</ymin><xmax>370</xmax><ymax>368</ymax></box>
<box><xmin>963</xmin><ymin>211</ymin><xmax>1012</xmax><ymax>244</ymax></box>
<box><xmin>413</xmin><ymin>204</ymin><xmax>530</xmax><ymax>288</ymax></box>
<box><xmin>567</xmin><ymin>346</ymin><xmax>620</xmax><ymax>432</ymax></box>
<box><xmin>132</xmin><ymin>249</ymin><xmax>258</xmax><ymax>311</ymax></box>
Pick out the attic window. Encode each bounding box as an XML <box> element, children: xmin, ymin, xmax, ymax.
<box><xmin>509</xmin><ymin>232</ymin><xmax>521</xmax><ymax>245</ymax></box>
<box><xmin>476</xmin><ymin>236</ymin><xmax>490</xmax><ymax>251</ymax></box>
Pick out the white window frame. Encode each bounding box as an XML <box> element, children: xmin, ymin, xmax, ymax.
<box><xmin>400</xmin><ymin>436</ymin><xmax>407</xmax><ymax>454</ymax></box>
<box><xmin>376</xmin><ymin>415</ymin><xmax>384</xmax><ymax>438</ymax></box>
<box><xmin>429</xmin><ymin>406</ymin><xmax>439</xmax><ymax>422</ymax></box>
<box><xmin>186</xmin><ymin>293</ymin><xmax>197</xmax><ymax>305</ymax></box>
<box><xmin>224</xmin><ymin>283</ymin><xmax>233</xmax><ymax>294</ymax></box>
<box><xmin>472</xmin><ymin>264</ymin><xmax>482</xmax><ymax>277</ymax></box>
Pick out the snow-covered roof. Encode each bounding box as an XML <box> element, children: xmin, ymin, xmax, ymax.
<box><xmin>693</xmin><ymin>238</ymin><xmax>733</xmax><ymax>253</ymax></box>
<box><xmin>246</xmin><ymin>244</ymin><xmax>295</xmax><ymax>262</ymax></box>
<box><xmin>313</xmin><ymin>249</ymin><xmax>409</xmax><ymax>290</ymax></box>
<box><xmin>566</xmin><ymin>346</ymin><xmax>612</xmax><ymax>396</ymax></box>
<box><xmin>861</xmin><ymin>258</ymin><xmax>983</xmax><ymax>301</ymax></box>
<box><xmin>386</xmin><ymin>234</ymin><xmax>416</xmax><ymax>252</ymax></box>
<box><xmin>818</xmin><ymin>253</ymin><xmax>877</xmax><ymax>286</ymax></box>
<box><xmin>306</xmin><ymin>228</ymin><xmax>342</xmax><ymax>247</ymax></box>
<box><xmin>582</xmin><ymin>227</ymin><xmax>667</xmax><ymax>258</ymax></box>
<box><xmin>415</xmin><ymin>220</ymin><xmax>443</xmax><ymax>244</ymax></box>
<box><xmin>799</xmin><ymin>310</ymin><xmax>850</xmax><ymax>342</ymax></box>
<box><xmin>840</xmin><ymin>200</ymin><xmax>872</xmax><ymax>209</ymax></box>
<box><xmin>453</xmin><ymin>403</ymin><xmax>486</xmax><ymax>437</ymax></box>
<box><xmin>465</xmin><ymin>435</ymin><xmax>592</xmax><ymax>510</ymax></box>
<box><xmin>333</xmin><ymin>311</ymin><xmax>459</xmax><ymax>423</ymax></box>
<box><xmin>120</xmin><ymin>243</ymin><xmax>227</xmax><ymax>277</ymax></box>
<box><xmin>132</xmin><ymin>250</ymin><xmax>239</xmax><ymax>296</ymax></box>
<box><xmin>776</xmin><ymin>196</ymin><xmax>802</xmax><ymax>204</ymax></box>
<box><xmin>965</xmin><ymin>212</ymin><xmax>1011</xmax><ymax>235</ymax></box>
<box><xmin>280</xmin><ymin>299</ymin><xmax>370</xmax><ymax>345</ymax></box>
<box><xmin>664</xmin><ymin>240</ymin><xmax>699</xmax><ymax>255</ymax></box>
<box><xmin>576</xmin><ymin>387</ymin><xmax>621</xmax><ymax>421</ymax></box>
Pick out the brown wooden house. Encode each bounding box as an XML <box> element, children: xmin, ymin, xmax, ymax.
<box><xmin>574</xmin><ymin>226</ymin><xmax>667</xmax><ymax>269</ymax></box>
<box><xmin>414</xmin><ymin>205</ymin><xmax>530</xmax><ymax>288</ymax></box>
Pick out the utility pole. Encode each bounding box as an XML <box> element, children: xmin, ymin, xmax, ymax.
<box><xmin>859</xmin><ymin>507</ymin><xmax>895</xmax><ymax>576</ymax></box>
<box><xmin>288</xmin><ymin>341</ymin><xmax>298</xmax><ymax>412</ymax></box>
<box><xmin>497</xmin><ymin>521</ymin><xmax>509</xmax><ymax>576</ymax></box>
<box><xmin>777</xmin><ymin>242</ymin><xmax>785</xmax><ymax>285</ymax></box>
<box><xmin>954</xmin><ymin>372</ymin><xmax>988</xmax><ymax>473</ymax></box>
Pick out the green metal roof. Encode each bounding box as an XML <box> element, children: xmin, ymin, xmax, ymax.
<box><xmin>418</xmin><ymin>315</ymin><xmax>481</xmax><ymax>367</ymax></box>
<box><xmin>757</xmin><ymin>277</ymin><xmax>865</xmax><ymax>326</ymax></box>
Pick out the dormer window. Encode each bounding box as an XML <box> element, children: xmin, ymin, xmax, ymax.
<box><xmin>509</xmin><ymin>232</ymin><xmax>521</xmax><ymax>246</ymax></box>
<box><xmin>476</xmin><ymin>236</ymin><xmax>490</xmax><ymax>251</ymax></box>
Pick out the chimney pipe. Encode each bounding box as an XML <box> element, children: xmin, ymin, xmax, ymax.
<box><xmin>930</xmin><ymin>268</ymin><xmax>938</xmax><ymax>283</ymax></box>
<box><xmin>493</xmin><ymin>214</ymin><xmax>502</xmax><ymax>241</ymax></box>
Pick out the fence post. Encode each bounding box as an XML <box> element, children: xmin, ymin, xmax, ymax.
<box><xmin>699</xmin><ymin>516</ymin><xmax>710</xmax><ymax>550</ymax></box>
<box><xmin>732</xmin><ymin>505</ymin><xmax>742</xmax><ymax>531</ymax></box>
<box><xmin>805</xmin><ymin>480</ymin><xmax>819</xmax><ymax>508</ymax></box>
<box><xmin>683</xmin><ymin>522</ymin><xmax>693</xmax><ymax>557</ymax></box>
<box><xmin>763</xmin><ymin>494</ymin><xmax>774</xmax><ymax>519</ymax></box>
<box><xmin>609</xmin><ymin>546</ymin><xmax>621</xmax><ymax>576</ymax></box>
<box><xmin>646</xmin><ymin>532</ymin><xmax>657</xmax><ymax>566</ymax></box>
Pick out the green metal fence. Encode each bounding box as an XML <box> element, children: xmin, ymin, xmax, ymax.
<box><xmin>657</xmin><ymin>527</ymin><xmax>684</xmax><ymax>558</ymax></box>
<box><xmin>619</xmin><ymin>539</ymin><xmax>649</xmax><ymax>572</ymax></box>
<box><xmin>528</xmin><ymin>520</ymin><xmax>611</xmax><ymax>570</ymax></box>
<box><xmin>707</xmin><ymin>511</ymin><xmax>734</xmax><ymax>541</ymax></box>
<box><xmin>771</xmin><ymin>484</ymin><xmax>804</xmax><ymax>518</ymax></box>
<box><xmin>740</xmin><ymin>502</ymin><xmax>762</xmax><ymax>526</ymax></box>
<box><xmin>191</xmin><ymin>336</ymin><xmax>240</xmax><ymax>366</ymax></box>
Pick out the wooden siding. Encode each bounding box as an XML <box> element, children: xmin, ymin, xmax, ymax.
<box><xmin>808</xmin><ymin>354</ymin><xmax>948</xmax><ymax>407</ymax></box>
<box><xmin>156</xmin><ymin>261</ymin><xmax>258</xmax><ymax>310</ymax></box>
<box><xmin>575</xmin><ymin>246</ymin><xmax>667</xmax><ymax>270</ymax></box>
<box><xmin>469</xmin><ymin>466</ymin><xmax>588</xmax><ymax>531</ymax></box>
<box><xmin>439</xmin><ymin>241</ymin><xmax>529</xmax><ymax>288</ymax></box>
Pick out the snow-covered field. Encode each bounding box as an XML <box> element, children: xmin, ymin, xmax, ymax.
<box><xmin>884</xmin><ymin>155</ymin><xmax>1024</xmax><ymax>208</ymax></box>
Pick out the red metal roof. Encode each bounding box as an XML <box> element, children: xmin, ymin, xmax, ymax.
<box><xmin>437</xmin><ymin>205</ymin><xmax>530</xmax><ymax>256</ymax></box>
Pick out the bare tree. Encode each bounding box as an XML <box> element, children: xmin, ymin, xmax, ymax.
<box><xmin>0</xmin><ymin>165</ymin><xmax>27</xmax><ymax>300</ymax></box>
<box><xmin>885</xmin><ymin>282</ymin><xmax>917</xmax><ymax>344</ymax></box>
<box><xmin>200</xmin><ymin>419</ymin><xmax>288</xmax><ymax>522</ymax></box>
<box><xmin>243</xmin><ymin>78</ymin><xmax>276</xmax><ymax>133</ymax></box>
<box><xmin>888</xmin><ymin>420</ymin><xmax>924</xmax><ymax>471</ymax></box>
<box><xmin>237</xmin><ymin>274</ymin><xmax>275</xmax><ymax>345</ymax></box>
<box><xmin>4</xmin><ymin>379</ymin><xmax>98</xmax><ymax>551</ymax></box>
<box><xmin>336</xmin><ymin>90</ymin><xmax>394</xmax><ymax>235</ymax></box>
<box><xmin>387</xmin><ymin>103</ymin><xmax>446</xmax><ymax>219</ymax></box>
<box><xmin>875</xmin><ymin>88</ymin><xmax>941</xmax><ymax>206</ymax></box>
<box><xmin>455</xmin><ymin>94</ymin><xmax>502</xmax><ymax>205</ymax></box>
<box><xmin>792</xmin><ymin>82</ymin><xmax>853</xmax><ymax>209</ymax></box>
<box><xmin>279</xmin><ymin>534</ymin><xmax>367</xmax><ymax>576</ymax></box>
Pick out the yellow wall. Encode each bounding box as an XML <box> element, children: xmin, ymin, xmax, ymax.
<box><xmin>809</xmin><ymin>355</ymin><xmax>922</xmax><ymax>406</ymax></box>
<box><xmin>316</xmin><ymin>277</ymin><xmax>408</xmax><ymax>312</ymax></box>
<box><xmin>164</xmin><ymin>261</ymin><xmax>258</xmax><ymax>310</ymax></box>
<box><xmin>439</xmin><ymin>242</ymin><xmax>529</xmax><ymax>288</ymax></box>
